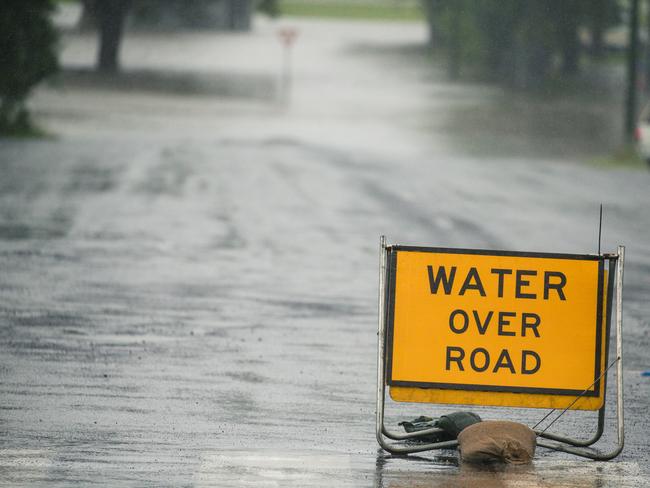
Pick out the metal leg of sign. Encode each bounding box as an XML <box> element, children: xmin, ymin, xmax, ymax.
<box><xmin>381</xmin><ymin>424</ymin><xmax>446</xmax><ymax>441</ymax></box>
<box><xmin>536</xmin><ymin>246</ymin><xmax>625</xmax><ymax>460</ymax></box>
<box><xmin>376</xmin><ymin>236</ymin><xmax>459</xmax><ymax>455</ymax></box>
<box><xmin>536</xmin><ymin>407</ymin><xmax>605</xmax><ymax>447</ymax></box>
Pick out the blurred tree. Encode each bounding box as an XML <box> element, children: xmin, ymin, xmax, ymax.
<box><xmin>258</xmin><ymin>0</ymin><xmax>279</xmax><ymax>18</ymax></box>
<box><xmin>129</xmin><ymin>0</ymin><xmax>253</xmax><ymax>30</ymax></box>
<box><xmin>0</xmin><ymin>0</ymin><xmax>58</xmax><ymax>134</ymax></box>
<box><xmin>447</xmin><ymin>0</ymin><xmax>462</xmax><ymax>80</ymax></box>
<box><xmin>587</xmin><ymin>0</ymin><xmax>620</xmax><ymax>59</ymax></box>
<box><xmin>226</xmin><ymin>0</ymin><xmax>253</xmax><ymax>30</ymax></box>
<box><xmin>424</xmin><ymin>0</ymin><xmax>467</xmax><ymax>80</ymax></box>
<box><xmin>422</xmin><ymin>0</ymin><xmax>436</xmax><ymax>47</ymax></box>
<box><xmin>646</xmin><ymin>0</ymin><xmax>650</xmax><ymax>93</ymax></box>
<box><xmin>422</xmin><ymin>0</ymin><xmax>621</xmax><ymax>88</ymax></box>
<box><xmin>81</xmin><ymin>0</ymin><xmax>254</xmax><ymax>73</ymax></box>
<box><xmin>516</xmin><ymin>2</ymin><xmax>554</xmax><ymax>88</ymax></box>
<box><xmin>78</xmin><ymin>0</ymin><xmax>97</xmax><ymax>31</ymax></box>
<box><xmin>96</xmin><ymin>0</ymin><xmax>132</xmax><ymax>73</ymax></box>
<box><xmin>626</xmin><ymin>0</ymin><xmax>640</xmax><ymax>139</ymax></box>
<box><xmin>590</xmin><ymin>0</ymin><xmax>607</xmax><ymax>59</ymax></box>
<box><xmin>555</xmin><ymin>0</ymin><xmax>583</xmax><ymax>75</ymax></box>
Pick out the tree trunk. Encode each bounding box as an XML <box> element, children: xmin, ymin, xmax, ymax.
<box><xmin>590</xmin><ymin>0</ymin><xmax>606</xmax><ymax>59</ymax></box>
<box><xmin>513</xmin><ymin>2</ymin><xmax>551</xmax><ymax>89</ymax></box>
<box><xmin>96</xmin><ymin>0</ymin><xmax>131</xmax><ymax>73</ymax></box>
<box><xmin>227</xmin><ymin>0</ymin><xmax>252</xmax><ymax>31</ymax></box>
<box><xmin>646</xmin><ymin>0</ymin><xmax>650</xmax><ymax>92</ymax></box>
<box><xmin>560</xmin><ymin>28</ymin><xmax>580</xmax><ymax>75</ymax></box>
<box><xmin>558</xmin><ymin>0</ymin><xmax>581</xmax><ymax>75</ymax></box>
<box><xmin>625</xmin><ymin>0</ymin><xmax>640</xmax><ymax>140</ymax></box>
<box><xmin>448</xmin><ymin>0</ymin><xmax>462</xmax><ymax>80</ymax></box>
<box><xmin>78</xmin><ymin>0</ymin><xmax>97</xmax><ymax>32</ymax></box>
<box><xmin>422</xmin><ymin>0</ymin><xmax>437</xmax><ymax>48</ymax></box>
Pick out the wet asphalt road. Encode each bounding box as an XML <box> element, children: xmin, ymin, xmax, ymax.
<box><xmin>2</xmin><ymin>13</ymin><xmax>650</xmax><ymax>487</ymax></box>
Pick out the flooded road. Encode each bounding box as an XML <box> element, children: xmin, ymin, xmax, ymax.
<box><xmin>1</xmin><ymin>14</ymin><xmax>650</xmax><ymax>487</ymax></box>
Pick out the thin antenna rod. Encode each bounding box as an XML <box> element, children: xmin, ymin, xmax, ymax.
<box><xmin>598</xmin><ymin>204</ymin><xmax>603</xmax><ymax>255</ymax></box>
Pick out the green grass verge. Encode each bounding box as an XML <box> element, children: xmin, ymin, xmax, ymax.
<box><xmin>590</xmin><ymin>145</ymin><xmax>648</xmax><ymax>169</ymax></box>
<box><xmin>279</xmin><ymin>0</ymin><xmax>424</xmax><ymax>21</ymax></box>
<box><xmin>0</xmin><ymin>110</ymin><xmax>50</xmax><ymax>138</ymax></box>
<box><xmin>0</xmin><ymin>123</ymin><xmax>50</xmax><ymax>139</ymax></box>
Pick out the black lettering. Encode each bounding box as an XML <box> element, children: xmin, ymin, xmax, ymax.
<box><xmin>459</xmin><ymin>267</ymin><xmax>486</xmax><ymax>296</ymax></box>
<box><xmin>446</xmin><ymin>346</ymin><xmax>465</xmax><ymax>371</ymax></box>
<box><xmin>492</xmin><ymin>349</ymin><xmax>515</xmax><ymax>373</ymax></box>
<box><xmin>428</xmin><ymin>265</ymin><xmax>456</xmax><ymax>295</ymax></box>
<box><xmin>470</xmin><ymin>348</ymin><xmax>490</xmax><ymax>372</ymax></box>
<box><xmin>472</xmin><ymin>310</ymin><xmax>493</xmax><ymax>335</ymax></box>
<box><xmin>515</xmin><ymin>270</ymin><xmax>537</xmax><ymax>299</ymax></box>
<box><xmin>449</xmin><ymin>309</ymin><xmax>469</xmax><ymax>334</ymax></box>
<box><xmin>521</xmin><ymin>312</ymin><xmax>541</xmax><ymax>337</ymax></box>
<box><xmin>521</xmin><ymin>350</ymin><xmax>541</xmax><ymax>374</ymax></box>
<box><xmin>490</xmin><ymin>268</ymin><xmax>512</xmax><ymax>298</ymax></box>
<box><xmin>498</xmin><ymin>311</ymin><xmax>516</xmax><ymax>336</ymax></box>
<box><xmin>544</xmin><ymin>271</ymin><xmax>567</xmax><ymax>300</ymax></box>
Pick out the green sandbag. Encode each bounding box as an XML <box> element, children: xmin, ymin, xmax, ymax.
<box><xmin>437</xmin><ymin>411</ymin><xmax>482</xmax><ymax>438</ymax></box>
<box><xmin>399</xmin><ymin>411</ymin><xmax>482</xmax><ymax>443</ymax></box>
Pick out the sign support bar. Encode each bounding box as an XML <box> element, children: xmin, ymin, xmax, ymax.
<box><xmin>375</xmin><ymin>237</ymin><xmax>625</xmax><ymax>459</ymax></box>
<box><xmin>376</xmin><ymin>235</ymin><xmax>459</xmax><ymax>454</ymax></box>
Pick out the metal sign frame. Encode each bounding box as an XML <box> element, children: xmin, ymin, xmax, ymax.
<box><xmin>375</xmin><ymin>236</ymin><xmax>625</xmax><ymax>460</ymax></box>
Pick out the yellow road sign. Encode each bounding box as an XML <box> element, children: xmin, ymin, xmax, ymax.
<box><xmin>386</xmin><ymin>247</ymin><xmax>609</xmax><ymax>410</ymax></box>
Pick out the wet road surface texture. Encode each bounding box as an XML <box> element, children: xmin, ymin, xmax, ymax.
<box><xmin>1</xmin><ymin>13</ymin><xmax>650</xmax><ymax>487</ymax></box>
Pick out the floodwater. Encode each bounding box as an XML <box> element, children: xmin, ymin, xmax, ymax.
<box><xmin>1</xmin><ymin>11</ymin><xmax>650</xmax><ymax>487</ymax></box>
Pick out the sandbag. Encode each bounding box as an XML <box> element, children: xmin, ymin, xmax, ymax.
<box><xmin>437</xmin><ymin>411</ymin><xmax>482</xmax><ymax>438</ymax></box>
<box><xmin>457</xmin><ymin>420</ymin><xmax>536</xmax><ymax>464</ymax></box>
<box><xmin>399</xmin><ymin>412</ymin><xmax>482</xmax><ymax>443</ymax></box>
